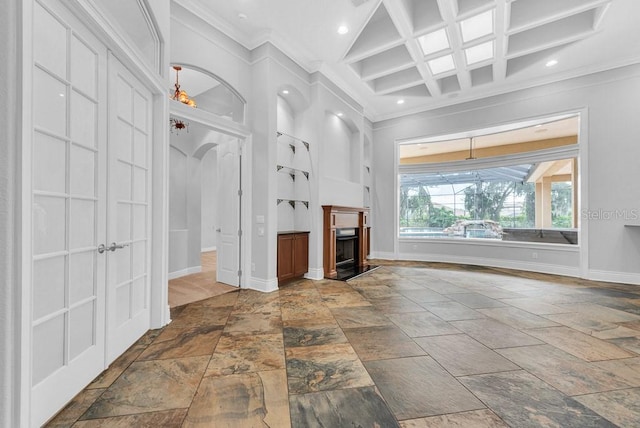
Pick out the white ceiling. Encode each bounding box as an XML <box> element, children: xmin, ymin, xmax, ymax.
<box><xmin>175</xmin><ymin>0</ymin><xmax>640</xmax><ymax>121</ymax></box>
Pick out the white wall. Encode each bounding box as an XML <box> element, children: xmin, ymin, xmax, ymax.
<box><xmin>170</xmin><ymin>7</ymin><xmax>373</xmax><ymax>287</ymax></box>
<box><xmin>322</xmin><ymin>113</ymin><xmax>353</xmax><ymax>182</ymax></box>
<box><xmin>317</xmin><ymin>86</ymin><xmax>366</xmax><ymax>210</ymax></box>
<box><xmin>169</xmin><ymin>146</ymin><xmax>189</xmax><ymax>275</ymax></box>
<box><xmin>168</xmin><ymin>2</ymin><xmax>257</xmax><ymax>280</ymax></box>
<box><xmin>1</xmin><ymin>1</ymin><xmax>18</xmax><ymax>425</ymax></box>
<box><xmin>168</xmin><ymin>137</ymin><xmax>203</xmax><ymax>277</ymax></box>
<box><xmin>201</xmin><ymin>148</ymin><xmax>217</xmax><ymax>250</ymax></box>
<box><xmin>372</xmin><ymin>64</ymin><xmax>640</xmax><ymax>284</ymax></box>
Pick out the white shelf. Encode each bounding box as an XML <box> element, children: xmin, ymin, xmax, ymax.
<box><xmin>277</xmin><ymin>131</ymin><xmax>310</xmax><ymax>151</ymax></box>
<box><xmin>277</xmin><ymin>199</ymin><xmax>309</xmax><ymax>209</ymax></box>
<box><xmin>277</xmin><ymin>165</ymin><xmax>309</xmax><ymax>180</ymax></box>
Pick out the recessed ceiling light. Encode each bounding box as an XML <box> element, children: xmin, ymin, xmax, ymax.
<box><xmin>282</xmin><ymin>90</ymin><xmax>289</xmax><ymax>95</ymax></box>
<box><xmin>418</xmin><ymin>28</ymin><xmax>449</xmax><ymax>56</ymax></box>
<box><xmin>337</xmin><ymin>112</ymin><xmax>344</xmax><ymax>117</ymax></box>
<box><xmin>460</xmin><ymin>10</ymin><xmax>494</xmax><ymax>43</ymax></box>
<box><xmin>546</xmin><ymin>59</ymin><xmax>558</xmax><ymax>67</ymax></box>
<box><xmin>238</xmin><ymin>13</ymin><xmax>247</xmax><ymax>19</ymax></box>
<box><xmin>58</xmin><ymin>93</ymin><xmax>65</xmax><ymax>97</ymax></box>
<box><xmin>397</xmin><ymin>99</ymin><xmax>405</xmax><ymax>105</ymax></box>
<box><xmin>337</xmin><ymin>25</ymin><xmax>349</xmax><ymax>35</ymax></box>
<box><xmin>464</xmin><ymin>40</ymin><xmax>494</xmax><ymax>65</ymax></box>
<box><xmin>427</xmin><ymin>54</ymin><xmax>455</xmax><ymax>75</ymax></box>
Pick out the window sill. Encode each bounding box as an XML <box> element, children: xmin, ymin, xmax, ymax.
<box><xmin>398</xmin><ymin>236</ymin><xmax>580</xmax><ymax>252</ymax></box>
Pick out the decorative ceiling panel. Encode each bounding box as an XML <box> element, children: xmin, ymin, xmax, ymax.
<box><xmin>343</xmin><ymin>0</ymin><xmax>613</xmax><ymax>101</ymax></box>
<box><xmin>178</xmin><ymin>0</ymin><xmax>638</xmax><ymax>120</ymax></box>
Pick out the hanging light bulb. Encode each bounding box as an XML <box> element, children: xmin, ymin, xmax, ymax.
<box><xmin>171</xmin><ymin>66</ymin><xmax>197</xmax><ymax>108</ymax></box>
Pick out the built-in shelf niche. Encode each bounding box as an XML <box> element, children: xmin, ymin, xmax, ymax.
<box><xmin>276</xmin><ymin>131</ymin><xmax>312</xmax><ymax>230</ymax></box>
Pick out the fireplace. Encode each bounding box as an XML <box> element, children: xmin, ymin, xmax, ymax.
<box><xmin>335</xmin><ymin>228</ymin><xmax>358</xmax><ymax>267</ymax></box>
<box><xmin>322</xmin><ymin>205</ymin><xmax>376</xmax><ymax>280</ymax></box>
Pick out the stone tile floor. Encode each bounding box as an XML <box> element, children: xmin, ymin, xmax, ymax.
<box><xmin>47</xmin><ymin>261</ymin><xmax>640</xmax><ymax>427</ymax></box>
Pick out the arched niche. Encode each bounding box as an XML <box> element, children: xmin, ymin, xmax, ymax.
<box><xmin>169</xmin><ymin>64</ymin><xmax>246</xmax><ymax>124</ymax></box>
<box><xmin>277</xmin><ymin>86</ymin><xmax>310</xmax><ymax>114</ymax></box>
<box><xmin>323</xmin><ymin>110</ymin><xmax>361</xmax><ymax>184</ymax></box>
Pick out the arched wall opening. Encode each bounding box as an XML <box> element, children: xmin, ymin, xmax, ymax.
<box><xmin>169</xmin><ymin>63</ymin><xmax>247</xmax><ymax>124</ymax></box>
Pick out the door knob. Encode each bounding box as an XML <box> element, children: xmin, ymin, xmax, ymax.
<box><xmin>216</xmin><ymin>228</ymin><xmax>221</xmax><ymax>232</ymax></box>
<box><xmin>98</xmin><ymin>242</ymin><xmax>130</xmax><ymax>253</ymax></box>
<box><xmin>108</xmin><ymin>242</ymin><xmax>129</xmax><ymax>251</ymax></box>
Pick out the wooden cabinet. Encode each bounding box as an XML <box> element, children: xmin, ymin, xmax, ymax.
<box><xmin>277</xmin><ymin>231</ymin><xmax>309</xmax><ymax>284</ymax></box>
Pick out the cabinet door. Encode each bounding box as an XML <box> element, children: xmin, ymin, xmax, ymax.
<box><xmin>277</xmin><ymin>234</ymin><xmax>295</xmax><ymax>282</ymax></box>
<box><xmin>294</xmin><ymin>233</ymin><xmax>309</xmax><ymax>276</ymax></box>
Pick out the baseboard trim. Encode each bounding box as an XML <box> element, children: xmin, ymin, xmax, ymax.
<box><xmin>165</xmin><ymin>305</ymin><xmax>172</xmax><ymax>325</ymax></box>
<box><xmin>587</xmin><ymin>269</ymin><xmax>640</xmax><ymax>285</ymax></box>
<box><xmin>304</xmin><ymin>268</ymin><xmax>325</xmax><ymax>281</ymax></box>
<box><xmin>370</xmin><ymin>251</ymin><xmax>396</xmax><ymax>260</ymax></box>
<box><xmin>168</xmin><ymin>266</ymin><xmax>201</xmax><ymax>280</ymax></box>
<box><xmin>390</xmin><ymin>252</ymin><xmax>581</xmax><ymax>278</ymax></box>
<box><xmin>247</xmin><ymin>276</ymin><xmax>279</xmax><ymax>293</ymax></box>
<box><xmin>201</xmin><ymin>246</ymin><xmax>217</xmax><ymax>253</ymax></box>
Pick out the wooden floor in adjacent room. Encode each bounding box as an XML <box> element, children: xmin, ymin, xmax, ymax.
<box><xmin>168</xmin><ymin>251</ymin><xmax>236</xmax><ymax>308</ymax></box>
<box><xmin>47</xmin><ymin>260</ymin><xmax>640</xmax><ymax>427</ymax></box>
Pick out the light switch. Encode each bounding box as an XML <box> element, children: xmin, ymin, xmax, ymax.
<box><xmin>256</xmin><ymin>215</ymin><xmax>265</xmax><ymax>224</ymax></box>
<box><xmin>258</xmin><ymin>226</ymin><xmax>265</xmax><ymax>236</ymax></box>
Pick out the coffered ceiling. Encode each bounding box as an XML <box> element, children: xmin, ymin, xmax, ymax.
<box><xmin>174</xmin><ymin>0</ymin><xmax>640</xmax><ymax>121</ymax></box>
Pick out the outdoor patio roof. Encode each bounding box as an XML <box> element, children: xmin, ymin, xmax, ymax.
<box><xmin>400</xmin><ymin>164</ymin><xmax>533</xmax><ymax>187</ymax></box>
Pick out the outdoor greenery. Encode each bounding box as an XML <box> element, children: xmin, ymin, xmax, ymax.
<box><xmin>400</xmin><ymin>179</ymin><xmax>573</xmax><ymax>230</ymax></box>
<box><xmin>551</xmin><ymin>182</ymin><xmax>573</xmax><ymax>228</ymax></box>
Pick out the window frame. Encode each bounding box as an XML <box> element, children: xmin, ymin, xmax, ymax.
<box><xmin>397</xmin><ymin>143</ymin><xmax>580</xmax><ymax>245</ymax></box>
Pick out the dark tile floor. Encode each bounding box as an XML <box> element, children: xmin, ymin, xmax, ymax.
<box><xmin>47</xmin><ymin>261</ymin><xmax>640</xmax><ymax>427</ymax></box>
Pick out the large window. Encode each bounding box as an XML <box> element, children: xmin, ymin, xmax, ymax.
<box><xmin>399</xmin><ymin>117</ymin><xmax>579</xmax><ymax>244</ymax></box>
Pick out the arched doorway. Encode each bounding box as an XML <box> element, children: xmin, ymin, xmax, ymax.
<box><xmin>167</xmin><ymin>64</ymin><xmax>250</xmax><ymax>307</ymax></box>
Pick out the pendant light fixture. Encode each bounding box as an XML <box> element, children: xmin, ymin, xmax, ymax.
<box><xmin>171</xmin><ymin>66</ymin><xmax>197</xmax><ymax>107</ymax></box>
<box><xmin>170</xmin><ymin>117</ymin><xmax>189</xmax><ymax>134</ymax></box>
<box><xmin>169</xmin><ymin>65</ymin><xmax>196</xmax><ymax>134</ymax></box>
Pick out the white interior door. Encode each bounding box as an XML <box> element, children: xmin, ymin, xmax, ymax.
<box><xmin>106</xmin><ymin>54</ymin><xmax>152</xmax><ymax>362</ymax></box>
<box><xmin>30</xmin><ymin>1</ymin><xmax>107</xmax><ymax>426</ymax></box>
<box><xmin>217</xmin><ymin>138</ymin><xmax>240</xmax><ymax>286</ymax></box>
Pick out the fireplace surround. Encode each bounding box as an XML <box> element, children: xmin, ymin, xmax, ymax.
<box><xmin>322</xmin><ymin>205</ymin><xmax>371</xmax><ymax>279</ymax></box>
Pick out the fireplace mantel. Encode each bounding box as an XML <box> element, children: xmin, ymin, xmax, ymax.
<box><xmin>322</xmin><ymin>205</ymin><xmax>370</xmax><ymax>279</ymax></box>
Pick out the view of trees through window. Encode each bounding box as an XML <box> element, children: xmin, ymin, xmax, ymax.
<box><xmin>399</xmin><ymin>160</ymin><xmax>575</xmax><ymax>241</ymax></box>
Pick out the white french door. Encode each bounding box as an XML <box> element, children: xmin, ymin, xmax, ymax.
<box><xmin>106</xmin><ymin>54</ymin><xmax>153</xmax><ymax>363</ymax></box>
<box><xmin>30</xmin><ymin>1</ymin><xmax>107</xmax><ymax>425</ymax></box>
<box><xmin>216</xmin><ymin>138</ymin><xmax>241</xmax><ymax>286</ymax></box>
<box><xmin>29</xmin><ymin>2</ymin><xmax>153</xmax><ymax>426</ymax></box>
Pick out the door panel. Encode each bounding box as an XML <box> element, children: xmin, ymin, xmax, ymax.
<box><xmin>30</xmin><ymin>2</ymin><xmax>106</xmax><ymax>426</ymax></box>
<box><xmin>216</xmin><ymin>139</ymin><xmax>240</xmax><ymax>286</ymax></box>
<box><xmin>106</xmin><ymin>54</ymin><xmax>152</xmax><ymax>363</ymax></box>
